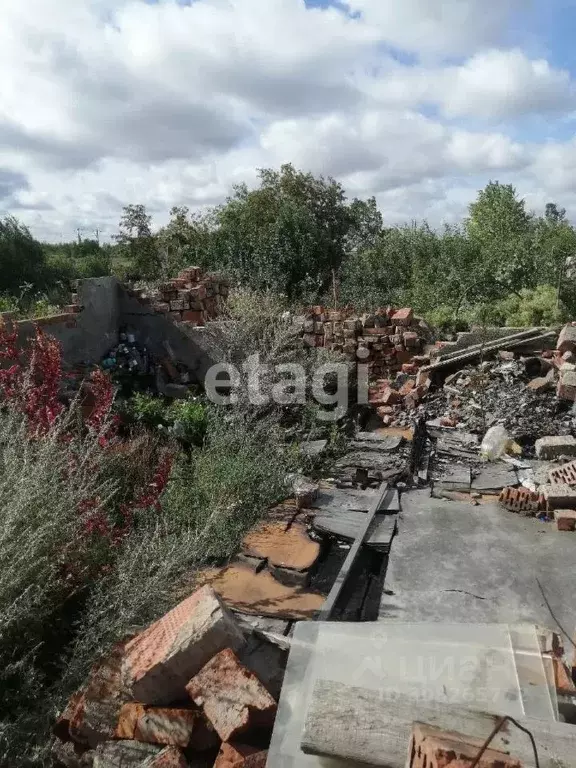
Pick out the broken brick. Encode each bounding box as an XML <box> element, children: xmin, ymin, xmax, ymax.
<box><xmin>134</xmin><ymin>708</ymin><xmax>196</xmax><ymax>748</ymax></box>
<box><xmin>391</xmin><ymin>307</ymin><xmax>413</xmax><ymax>326</ymax></box>
<box><xmin>557</xmin><ymin>323</ymin><xmax>576</xmax><ymax>355</ymax></box>
<box><xmin>557</xmin><ymin>370</ymin><xmax>576</xmax><ymax>401</ymax></box>
<box><xmin>93</xmin><ymin>740</ymin><xmax>161</xmax><ymax>766</ymax></box>
<box><xmin>114</xmin><ymin>703</ymin><xmax>145</xmax><ymax>740</ymax></box>
<box><xmin>553</xmin><ymin>657</ymin><xmax>576</xmax><ymax>695</ymax></box>
<box><xmin>554</xmin><ymin>510</ymin><xmax>576</xmax><ymax>531</ymax></box>
<box><xmin>499</xmin><ymin>486</ymin><xmax>542</xmax><ymax>515</ymax></box>
<box><xmin>214</xmin><ymin>743</ymin><xmax>268</xmax><ymax>768</ymax></box>
<box><xmin>69</xmin><ymin>638</ymin><xmax>132</xmax><ymax>748</ymax></box>
<box><xmin>185</xmin><ymin>648</ymin><xmax>277</xmax><ymax>742</ymax></box>
<box><xmin>548</xmin><ymin>459</ymin><xmax>576</xmax><ymax>487</ymax></box>
<box><xmin>122</xmin><ymin>585</ymin><xmax>245</xmax><ymax>706</ymax></box>
<box><xmin>408</xmin><ymin>723</ymin><xmax>522</xmax><ymax>768</ymax></box>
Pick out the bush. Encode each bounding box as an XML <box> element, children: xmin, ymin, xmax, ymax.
<box><xmin>162</xmin><ymin>408</ymin><xmax>298</xmax><ymax>559</ymax></box>
<box><xmin>490</xmin><ymin>285</ymin><xmax>569</xmax><ymax>327</ymax></box>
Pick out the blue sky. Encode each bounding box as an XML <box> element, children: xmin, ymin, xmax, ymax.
<box><xmin>0</xmin><ymin>0</ymin><xmax>575</xmax><ymax>239</ymax></box>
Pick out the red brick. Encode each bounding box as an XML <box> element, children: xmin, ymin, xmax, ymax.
<box><xmin>554</xmin><ymin>510</ymin><xmax>576</xmax><ymax>531</ymax></box>
<box><xmin>377</xmin><ymin>406</ymin><xmax>394</xmax><ymax>417</ymax></box>
<box><xmin>557</xmin><ymin>323</ymin><xmax>576</xmax><ymax>355</ymax></box>
<box><xmin>154</xmin><ymin>303</ymin><xmax>170</xmax><ymax>314</ymax></box>
<box><xmin>53</xmin><ymin>690</ymin><xmax>84</xmax><ymax>741</ymax></box>
<box><xmin>391</xmin><ymin>307</ymin><xmax>413</xmax><ymax>326</ymax></box>
<box><xmin>408</xmin><ymin>722</ymin><xmax>522</xmax><ymax>768</ymax></box>
<box><xmin>312</xmin><ymin>305</ymin><xmax>324</xmax><ymax>316</ymax></box>
<box><xmin>214</xmin><ymin>743</ymin><xmax>268</xmax><ymax>768</ymax></box>
<box><xmin>141</xmin><ymin>746</ymin><xmax>188</xmax><ymax>767</ymax></box>
<box><xmin>69</xmin><ymin>639</ymin><xmax>132</xmax><ymax>748</ymax></box>
<box><xmin>369</xmin><ymin>388</ymin><xmax>402</xmax><ymax>406</ymax></box>
<box><xmin>499</xmin><ymin>486</ymin><xmax>542</xmax><ymax>515</ymax></box>
<box><xmin>185</xmin><ymin>649</ymin><xmax>277</xmax><ymax>742</ymax></box>
<box><xmin>557</xmin><ymin>370</ymin><xmax>576</xmax><ymax>401</ymax></box>
<box><xmin>63</xmin><ymin>304</ymin><xmax>82</xmax><ymax>314</ymax></box>
<box><xmin>134</xmin><ymin>708</ymin><xmax>196</xmax><ymax>748</ymax></box>
<box><xmin>123</xmin><ymin>586</ymin><xmax>245</xmax><ymax>706</ymax></box>
<box><xmin>190</xmin><ymin>284</ymin><xmax>207</xmax><ymax>300</ymax></box>
<box><xmin>549</xmin><ymin>459</ymin><xmax>576</xmax><ymax>487</ymax></box>
<box><xmin>182</xmin><ymin>310</ymin><xmax>204</xmax><ymax>324</ymax></box>
<box><xmin>440</xmin><ymin>416</ymin><xmax>457</xmax><ymax>427</ymax></box>
<box><xmin>553</xmin><ymin>657</ymin><xmax>576</xmax><ymax>694</ymax></box>
<box><xmin>402</xmin><ymin>362</ymin><xmax>418</xmax><ymax>375</ymax></box>
<box><xmin>403</xmin><ymin>331</ymin><xmax>419</xmax><ymax>348</ymax></box>
<box><xmin>114</xmin><ymin>703</ymin><xmax>145</xmax><ymax>740</ymax></box>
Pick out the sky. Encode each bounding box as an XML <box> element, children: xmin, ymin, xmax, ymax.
<box><xmin>2</xmin><ymin>0</ymin><xmax>576</xmax><ymax>241</ymax></box>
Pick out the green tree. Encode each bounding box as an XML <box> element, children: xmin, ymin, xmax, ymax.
<box><xmin>115</xmin><ymin>204</ymin><xmax>159</xmax><ymax>278</ymax></box>
<box><xmin>201</xmin><ymin>164</ymin><xmax>378</xmax><ymax>301</ymax></box>
<box><xmin>465</xmin><ymin>181</ymin><xmax>534</xmax><ymax>298</ymax></box>
<box><xmin>0</xmin><ymin>217</ymin><xmax>51</xmax><ymax>294</ymax></box>
<box><xmin>156</xmin><ymin>206</ymin><xmax>208</xmax><ymax>278</ymax></box>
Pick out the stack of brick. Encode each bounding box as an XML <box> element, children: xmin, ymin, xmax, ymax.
<box><xmin>368</xmin><ymin>367</ymin><xmax>432</xmax><ymax>426</ymax></box>
<box><xmin>301</xmin><ymin>306</ymin><xmax>426</xmax><ymax>376</ymax></box>
<box><xmin>147</xmin><ymin>267</ymin><xmax>230</xmax><ymax>327</ymax></box>
<box><xmin>52</xmin><ymin>586</ymin><xmax>278</xmax><ymax>768</ymax></box>
<box><xmin>554</xmin><ymin>323</ymin><xmax>576</xmax><ymax>401</ymax></box>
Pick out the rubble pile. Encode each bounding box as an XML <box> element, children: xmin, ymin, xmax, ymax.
<box><xmin>131</xmin><ymin>267</ymin><xmax>230</xmax><ymax>327</ymax></box>
<box><xmin>299</xmin><ymin>305</ymin><xmax>429</xmax><ymax>375</ymax></box>
<box><xmin>53</xmin><ymin>586</ymin><xmax>282</xmax><ymax>768</ymax></box>
<box><xmin>369</xmin><ymin>322</ymin><xmax>576</xmax><ymax>437</ymax></box>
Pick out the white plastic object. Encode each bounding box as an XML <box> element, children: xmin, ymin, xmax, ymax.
<box><xmin>480</xmin><ymin>424</ymin><xmax>511</xmax><ymax>461</ymax></box>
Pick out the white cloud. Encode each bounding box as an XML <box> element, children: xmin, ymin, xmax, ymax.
<box><xmin>345</xmin><ymin>0</ymin><xmax>522</xmax><ymax>56</ymax></box>
<box><xmin>439</xmin><ymin>49</ymin><xmax>575</xmax><ymax>119</ymax></box>
<box><xmin>0</xmin><ymin>0</ymin><xmax>575</xmax><ymax>240</ymax></box>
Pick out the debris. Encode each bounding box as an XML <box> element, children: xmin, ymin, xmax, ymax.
<box><xmin>535</xmin><ymin>435</ymin><xmax>576</xmax><ymax>460</ymax></box>
<box><xmin>185</xmin><ymin>648</ymin><xmax>277</xmax><ymax>742</ymax></box>
<box><xmin>122</xmin><ymin>585</ymin><xmax>245</xmax><ymax>705</ymax></box>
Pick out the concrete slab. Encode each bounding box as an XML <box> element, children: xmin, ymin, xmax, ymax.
<box><xmin>381</xmin><ymin>490</ymin><xmax>576</xmax><ymax>630</ymax></box>
<box><xmin>471</xmin><ymin>464</ymin><xmax>518</xmax><ymax>493</ymax></box>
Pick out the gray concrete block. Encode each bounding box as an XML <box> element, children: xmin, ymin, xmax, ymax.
<box><xmin>535</xmin><ymin>435</ymin><xmax>576</xmax><ymax>460</ymax></box>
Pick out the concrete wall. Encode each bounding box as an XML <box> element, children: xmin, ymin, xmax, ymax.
<box><xmin>118</xmin><ymin>287</ymin><xmax>224</xmax><ymax>384</ymax></box>
<box><xmin>14</xmin><ymin>277</ymin><xmax>120</xmax><ymax>366</ymax></box>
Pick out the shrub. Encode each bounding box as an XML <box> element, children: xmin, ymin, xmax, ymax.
<box><xmin>162</xmin><ymin>408</ymin><xmax>298</xmax><ymax>559</ymax></box>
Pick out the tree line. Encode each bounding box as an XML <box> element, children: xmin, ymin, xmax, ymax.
<box><xmin>2</xmin><ymin>164</ymin><xmax>575</xmax><ymax>327</ymax></box>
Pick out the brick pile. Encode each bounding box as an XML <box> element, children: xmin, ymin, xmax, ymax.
<box><xmin>53</xmin><ymin>586</ymin><xmax>277</xmax><ymax>768</ymax></box>
<box><xmin>301</xmin><ymin>306</ymin><xmax>427</xmax><ymax>375</ymax></box>
<box><xmin>132</xmin><ymin>267</ymin><xmax>230</xmax><ymax>327</ymax></box>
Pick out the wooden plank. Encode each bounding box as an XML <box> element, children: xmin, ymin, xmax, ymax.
<box><xmin>316</xmin><ymin>483</ymin><xmax>389</xmax><ymax>621</ymax></box>
<box><xmin>312</xmin><ymin>512</ymin><xmax>396</xmax><ymax>548</ymax></box>
<box><xmin>301</xmin><ymin>679</ymin><xmax>575</xmax><ymax>768</ymax></box>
